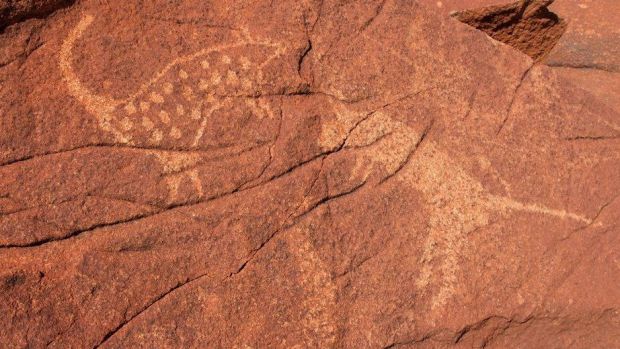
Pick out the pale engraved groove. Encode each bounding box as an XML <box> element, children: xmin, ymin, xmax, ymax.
<box><xmin>60</xmin><ymin>14</ymin><xmax>283</xmax><ymax>204</ymax></box>
<box><xmin>57</xmin><ymin>13</ymin><xmax>599</xmax><ymax>330</ymax></box>
<box><xmin>321</xmin><ymin>102</ymin><xmax>595</xmax><ymax>315</ymax></box>
<box><xmin>59</xmin><ymin>15</ymin><xmax>128</xmax><ymax>143</ymax></box>
<box><xmin>288</xmin><ymin>226</ymin><xmax>337</xmax><ymax>348</ymax></box>
<box><xmin>60</xmin><ymin>14</ymin><xmax>283</xmax><ymax>147</ymax></box>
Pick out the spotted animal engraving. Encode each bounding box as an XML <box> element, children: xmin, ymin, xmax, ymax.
<box><xmin>60</xmin><ymin>15</ymin><xmax>281</xmax><ymax>148</ymax></box>
<box><xmin>59</xmin><ymin>15</ymin><xmax>285</xmax><ymax>206</ymax></box>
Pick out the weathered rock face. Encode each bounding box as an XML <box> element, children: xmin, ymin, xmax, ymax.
<box><xmin>0</xmin><ymin>0</ymin><xmax>75</xmax><ymax>31</ymax></box>
<box><xmin>543</xmin><ymin>0</ymin><xmax>620</xmax><ymax>115</ymax></box>
<box><xmin>452</xmin><ymin>0</ymin><xmax>567</xmax><ymax>61</ymax></box>
<box><xmin>1</xmin><ymin>0</ymin><xmax>619</xmax><ymax>348</ymax></box>
<box><xmin>424</xmin><ymin>0</ymin><xmax>620</xmax><ymax>113</ymax></box>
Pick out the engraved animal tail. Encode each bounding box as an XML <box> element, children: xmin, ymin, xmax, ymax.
<box><xmin>59</xmin><ymin>15</ymin><xmax>131</xmax><ymax>143</ymax></box>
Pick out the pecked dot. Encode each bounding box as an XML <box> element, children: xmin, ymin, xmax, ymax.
<box><xmin>205</xmin><ymin>94</ymin><xmax>216</xmax><ymax>104</ymax></box>
<box><xmin>150</xmin><ymin>92</ymin><xmax>164</xmax><ymax>104</ymax></box>
<box><xmin>120</xmin><ymin>117</ymin><xmax>133</xmax><ymax>131</ymax></box>
<box><xmin>211</xmin><ymin>72</ymin><xmax>221</xmax><ymax>85</ymax></box>
<box><xmin>142</xmin><ymin>116</ymin><xmax>154</xmax><ymax>130</ymax></box>
<box><xmin>151</xmin><ymin>129</ymin><xmax>163</xmax><ymax>143</ymax></box>
<box><xmin>163</xmin><ymin>82</ymin><xmax>174</xmax><ymax>94</ymax></box>
<box><xmin>226</xmin><ymin>70</ymin><xmax>239</xmax><ymax>84</ymax></box>
<box><xmin>140</xmin><ymin>101</ymin><xmax>150</xmax><ymax>112</ymax></box>
<box><xmin>159</xmin><ymin>110</ymin><xmax>170</xmax><ymax>124</ymax></box>
<box><xmin>240</xmin><ymin>57</ymin><xmax>251</xmax><ymax>70</ymax></box>
<box><xmin>124</xmin><ymin>102</ymin><xmax>137</xmax><ymax>115</ymax></box>
<box><xmin>190</xmin><ymin>108</ymin><xmax>201</xmax><ymax>120</ymax></box>
<box><xmin>183</xmin><ymin>86</ymin><xmax>194</xmax><ymax>101</ymax></box>
<box><xmin>170</xmin><ymin>127</ymin><xmax>182</xmax><ymax>139</ymax></box>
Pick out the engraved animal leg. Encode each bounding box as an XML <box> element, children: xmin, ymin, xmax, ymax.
<box><xmin>288</xmin><ymin>226</ymin><xmax>338</xmax><ymax>347</ymax></box>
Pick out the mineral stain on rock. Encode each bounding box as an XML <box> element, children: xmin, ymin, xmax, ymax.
<box><xmin>3</xmin><ymin>272</ymin><xmax>26</xmax><ymax>289</ymax></box>
<box><xmin>452</xmin><ymin>0</ymin><xmax>567</xmax><ymax>60</ymax></box>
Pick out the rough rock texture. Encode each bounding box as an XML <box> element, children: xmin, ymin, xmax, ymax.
<box><xmin>1</xmin><ymin>0</ymin><xmax>619</xmax><ymax>348</ymax></box>
<box><xmin>423</xmin><ymin>0</ymin><xmax>620</xmax><ymax>113</ymax></box>
<box><xmin>451</xmin><ymin>0</ymin><xmax>566</xmax><ymax>61</ymax></box>
<box><xmin>0</xmin><ymin>0</ymin><xmax>74</xmax><ymax>31</ymax></box>
<box><xmin>545</xmin><ymin>0</ymin><xmax>619</xmax><ymax>73</ymax></box>
<box><xmin>544</xmin><ymin>0</ymin><xmax>620</xmax><ymax>114</ymax></box>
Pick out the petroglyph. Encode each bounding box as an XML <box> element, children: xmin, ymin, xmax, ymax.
<box><xmin>321</xmin><ymin>102</ymin><xmax>595</xmax><ymax>313</ymax></box>
<box><xmin>60</xmin><ymin>14</ymin><xmax>281</xmax><ymax>148</ymax></box>
<box><xmin>59</xmin><ymin>14</ymin><xmax>285</xmax><ymax>204</ymax></box>
<box><xmin>288</xmin><ymin>226</ymin><xmax>337</xmax><ymax>348</ymax></box>
<box><xmin>154</xmin><ymin>151</ymin><xmax>206</xmax><ymax>204</ymax></box>
<box><xmin>407</xmin><ymin>143</ymin><xmax>591</xmax><ymax>312</ymax></box>
<box><xmin>58</xmin><ymin>12</ymin><xmax>599</xmax><ymax>322</ymax></box>
<box><xmin>344</xmin><ymin>111</ymin><xmax>421</xmax><ymax>182</ymax></box>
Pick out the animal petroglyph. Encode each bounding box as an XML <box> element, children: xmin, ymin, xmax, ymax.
<box><xmin>288</xmin><ymin>226</ymin><xmax>337</xmax><ymax>348</ymax></box>
<box><xmin>58</xmin><ymin>12</ymin><xmax>598</xmax><ymax>321</ymax></box>
<box><xmin>60</xmin><ymin>14</ymin><xmax>281</xmax><ymax>148</ymax></box>
<box><xmin>321</xmin><ymin>103</ymin><xmax>595</xmax><ymax>313</ymax></box>
<box><xmin>60</xmin><ymin>15</ymin><xmax>284</xmax><ymax>204</ymax></box>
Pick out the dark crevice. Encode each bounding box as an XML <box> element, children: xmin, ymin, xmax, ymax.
<box><xmin>0</xmin><ymin>126</ymin><xmax>359</xmax><ymax>250</ymax></box>
<box><xmin>0</xmin><ymin>0</ymin><xmax>76</xmax><ymax>33</ymax></box>
<box><xmin>496</xmin><ymin>63</ymin><xmax>533</xmax><ymax>135</ymax></box>
<box><xmin>92</xmin><ymin>275</ymin><xmax>205</xmax><ymax>348</ymax></box>
<box><xmin>297</xmin><ymin>39</ymin><xmax>312</xmax><ymax>76</ymax></box>
<box><xmin>222</xmin><ymin>110</ymin><xmax>384</xmax><ymax>281</ymax></box>
<box><xmin>564</xmin><ymin>135</ymin><xmax>620</xmax><ymax>141</ymax></box>
<box><xmin>379</xmin><ymin>119</ymin><xmax>434</xmax><ymax>184</ymax></box>
<box><xmin>0</xmin><ymin>212</ymin><xmax>159</xmax><ymax>248</ymax></box>
<box><xmin>359</xmin><ymin>0</ymin><xmax>387</xmax><ymax>33</ymax></box>
<box><xmin>546</xmin><ymin>62</ymin><xmax>619</xmax><ymax>73</ymax></box>
<box><xmin>452</xmin><ymin>0</ymin><xmax>567</xmax><ymax>61</ymax></box>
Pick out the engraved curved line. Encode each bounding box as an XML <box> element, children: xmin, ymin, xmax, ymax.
<box><xmin>59</xmin><ymin>14</ymin><xmax>128</xmax><ymax>142</ymax></box>
<box><xmin>60</xmin><ymin>14</ymin><xmax>284</xmax><ymax>144</ymax></box>
<box><xmin>322</xmin><ymin>103</ymin><xmax>597</xmax><ymax>313</ymax></box>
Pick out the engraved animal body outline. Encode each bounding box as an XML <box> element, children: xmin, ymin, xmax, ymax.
<box><xmin>58</xmin><ymin>16</ymin><xmax>338</xmax><ymax>345</ymax></box>
<box><xmin>321</xmin><ymin>104</ymin><xmax>597</xmax><ymax>314</ymax></box>
<box><xmin>56</xmin><ymin>13</ymin><xmax>599</xmax><ymax>339</ymax></box>
<box><xmin>60</xmin><ymin>14</ymin><xmax>285</xmax><ymax>205</ymax></box>
<box><xmin>60</xmin><ymin>14</ymin><xmax>282</xmax><ymax>147</ymax></box>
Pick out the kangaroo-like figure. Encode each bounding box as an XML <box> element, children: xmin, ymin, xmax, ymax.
<box><xmin>60</xmin><ymin>15</ymin><xmax>282</xmax><ymax>147</ymax></box>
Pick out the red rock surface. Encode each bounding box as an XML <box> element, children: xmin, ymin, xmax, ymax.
<box><xmin>1</xmin><ymin>0</ymin><xmax>619</xmax><ymax>348</ymax></box>
<box><xmin>451</xmin><ymin>0</ymin><xmax>567</xmax><ymax>61</ymax></box>
<box><xmin>544</xmin><ymin>0</ymin><xmax>620</xmax><ymax>114</ymax></box>
<box><xmin>0</xmin><ymin>0</ymin><xmax>74</xmax><ymax>31</ymax></box>
<box><xmin>423</xmin><ymin>0</ymin><xmax>620</xmax><ymax>112</ymax></box>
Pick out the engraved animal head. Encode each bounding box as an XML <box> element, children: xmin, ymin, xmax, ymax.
<box><xmin>60</xmin><ymin>15</ymin><xmax>282</xmax><ymax>148</ymax></box>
